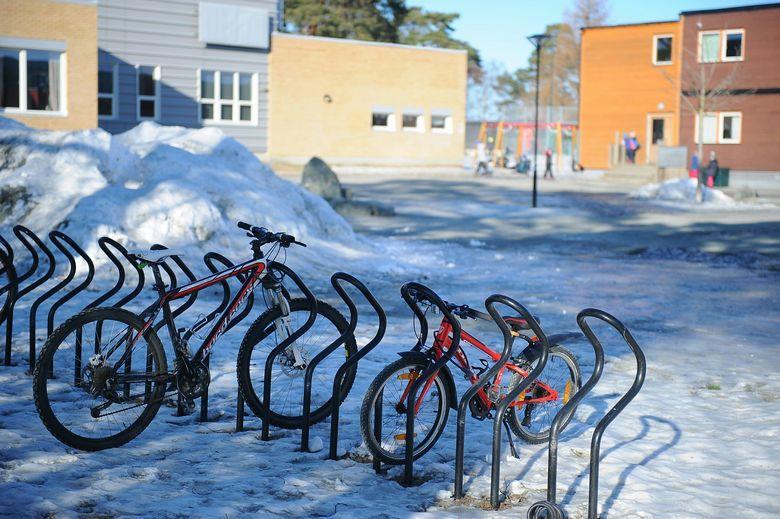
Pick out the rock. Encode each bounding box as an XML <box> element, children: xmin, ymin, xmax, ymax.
<box><xmin>301</xmin><ymin>156</ymin><xmax>347</xmax><ymax>201</ymax></box>
<box><xmin>330</xmin><ymin>199</ymin><xmax>395</xmax><ymax>217</ymax></box>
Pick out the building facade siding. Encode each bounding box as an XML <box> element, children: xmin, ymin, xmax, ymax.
<box><xmin>97</xmin><ymin>0</ymin><xmax>276</xmax><ymax>153</ymax></box>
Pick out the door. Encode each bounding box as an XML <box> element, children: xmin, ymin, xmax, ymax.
<box><xmin>646</xmin><ymin>114</ymin><xmax>672</xmax><ymax>164</ymax></box>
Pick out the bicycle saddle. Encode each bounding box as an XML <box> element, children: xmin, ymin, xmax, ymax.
<box><xmin>130</xmin><ymin>248</ymin><xmax>188</xmax><ymax>264</ymax></box>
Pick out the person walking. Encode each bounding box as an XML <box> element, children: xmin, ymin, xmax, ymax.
<box><xmin>705</xmin><ymin>151</ymin><xmax>719</xmax><ymax>188</ymax></box>
<box><xmin>475</xmin><ymin>141</ymin><xmax>489</xmax><ymax>176</ymax></box>
<box><xmin>626</xmin><ymin>131</ymin><xmax>640</xmax><ymax>164</ymax></box>
<box><xmin>544</xmin><ymin>148</ymin><xmax>554</xmax><ymax>179</ymax></box>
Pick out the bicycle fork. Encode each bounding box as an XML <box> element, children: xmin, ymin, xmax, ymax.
<box><xmin>268</xmin><ymin>287</ymin><xmax>306</xmax><ymax>368</ymax></box>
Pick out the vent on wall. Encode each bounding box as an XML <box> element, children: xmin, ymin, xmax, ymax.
<box><xmin>198</xmin><ymin>2</ymin><xmax>270</xmax><ymax>49</ymax></box>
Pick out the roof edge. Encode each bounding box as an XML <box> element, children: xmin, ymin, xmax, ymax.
<box><xmin>681</xmin><ymin>2</ymin><xmax>780</xmax><ymax>16</ymax></box>
<box><xmin>582</xmin><ymin>19</ymin><xmax>678</xmax><ymax>31</ymax></box>
<box><xmin>272</xmin><ymin>32</ymin><xmax>468</xmax><ymax>56</ymax></box>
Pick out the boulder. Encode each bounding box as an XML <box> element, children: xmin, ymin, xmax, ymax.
<box><xmin>301</xmin><ymin>156</ymin><xmax>348</xmax><ymax>201</ymax></box>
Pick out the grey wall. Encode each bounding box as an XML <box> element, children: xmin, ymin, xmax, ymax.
<box><xmin>97</xmin><ymin>0</ymin><xmax>277</xmax><ymax>153</ymax></box>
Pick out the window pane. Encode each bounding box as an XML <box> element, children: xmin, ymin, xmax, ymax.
<box><xmin>656</xmin><ymin>37</ymin><xmax>672</xmax><ymax>63</ymax></box>
<box><xmin>201</xmin><ymin>70</ymin><xmax>215</xmax><ymax>99</ymax></box>
<box><xmin>98</xmin><ymin>69</ymin><xmax>113</xmax><ymax>94</ymax></box>
<box><xmin>702</xmin><ymin>114</ymin><xmax>718</xmax><ymax>144</ymax></box>
<box><xmin>701</xmin><ymin>33</ymin><xmax>719</xmax><ymax>62</ymax></box>
<box><xmin>138</xmin><ymin>66</ymin><xmax>156</xmax><ymax>96</ymax></box>
<box><xmin>722</xmin><ymin>116</ymin><xmax>733</xmax><ymax>140</ymax></box>
<box><xmin>239</xmin><ymin>105</ymin><xmax>251</xmax><ymax>121</ymax></box>
<box><xmin>431</xmin><ymin>115</ymin><xmax>446</xmax><ymax>129</ymax></box>
<box><xmin>239</xmin><ymin>73</ymin><xmax>251</xmax><ymax>101</ymax></box>
<box><xmin>402</xmin><ymin>114</ymin><xmax>420</xmax><ymax>128</ymax></box>
<box><xmin>725</xmin><ymin>33</ymin><xmax>742</xmax><ymax>58</ymax></box>
<box><xmin>139</xmin><ymin>99</ymin><xmax>155</xmax><ymax>118</ymax></box>
<box><xmin>0</xmin><ymin>48</ymin><xmax>20</xmax><ymax>108</ymax></box>
<box><xmin>201</xmin><ymin>103</ymin><xmax>213</xmax><ymax>120</ymax></box>
<box><xmin>372</xmin><ymin>112</ymin><xmax>390</xmax><ymax>127</ymax></box>
<box><xmin>27</xmin><ymin>50</ymin><xmax>60</xmax><ymax>111</ymax></box>
<box><xmin>652</xmin><ymin>119</ymin><xmax>665</xmax><ymax>143</ymax></box>
<box><xmin>98</xmin><ymin>97</ymin><xmax>113</xmax><ymax>116</ymax></box>
<box><xmin>220</xmin><ymin>73</ymin><xmax>233</xmax><ymax>100</ymax></box>
<box><xmin>221</xmin><ymin>104</ymin><xmax>233</xmax><ymax>120</ymax></box>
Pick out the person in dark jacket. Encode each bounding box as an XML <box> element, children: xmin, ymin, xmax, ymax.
<box><xmin>705</xmin><ymin>151</ymin><xmax>718</xmax><ymax>187</ymax></box>
<box><xmin>544</xmin><ymin>148</ymin><xmax>554</xmax><ymax>179</ymax></box>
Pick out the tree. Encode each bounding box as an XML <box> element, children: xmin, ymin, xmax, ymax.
<box><xmin>283</xmin><ymin>1</ymin><xmax>482</xmax><ymax>77</ymax></box>
<box><xmin>564</xmin><ymin>0</ymin><xmax>610</xmax><ymax>41</ymax></box>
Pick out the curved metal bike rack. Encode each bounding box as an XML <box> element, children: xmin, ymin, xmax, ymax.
<box><xmin>399</xmin><ymin>281</ymin><xmax>462</xmax><ymax>486</ymax></box>
<box><xmin>0</xmin><ymin>246</ymin><xmax>16</xmax><ymax>332</ymax></box>
<box><xmin>453</xmin><ymin>294</ymin><xmax>550</xmax><ymax>509</ymax></box>
<box><xmin>258</xmin><ymin>261</ymin><xmax>318</xmax><ymax>440</ymax></box>
<box><xmin>299</xmin><ymin>272</ymin><xmax>387</xmax><ymax>457</ymax></box>
<box><xmin>527</xmin><ymin>308</ymin><xmax>646</xmax><ymax>519</ymax></box>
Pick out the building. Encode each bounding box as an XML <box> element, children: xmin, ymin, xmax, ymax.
<box><xmin>97</xmin><ymin>0</ymin><xmax>277</xmax><ymax>153</ymax></box>
<box><xmin>268</xmin><ymin>33</ymin><xmax>467</xmax><ymax>167</ymax></box>
<box><xmin>579</xmin><ymin>20</ymin><xmax>682</xmax><ymax>168</ymax></box>
<box><xmin>0</xmin><ymin>0</ymin><xmax>98</xmax><ymax>130</ymax></box>
<box><xmin>579</xmin><ymin>2</ymin><xmax>780</xmax><ymax>187</ymax></box>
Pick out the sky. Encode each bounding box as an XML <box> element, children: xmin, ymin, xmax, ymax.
<box><xmin>406</xmin><ymin>0</ymin><xmax>778</xmax><ymax>71</ymax></box>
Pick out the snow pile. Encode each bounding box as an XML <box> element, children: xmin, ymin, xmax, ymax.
<box><xmin>629</xmin><ymin>177</ymin><xmax>736</xmax><ymax>206</ymax></box>
<box><xmin>0</xmin><ymin>117</ymin><xmax>356</xmax><ymax>260</ymax></box>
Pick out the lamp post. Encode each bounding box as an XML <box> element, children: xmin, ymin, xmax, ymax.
<box><xmin>527</xmin><ymin>33</ymin><xmax>549</xmax><ymax>208</ymax></box>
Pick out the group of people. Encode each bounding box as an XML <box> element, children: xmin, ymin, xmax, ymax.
<box><xmin>475</xmin><ymin>140</ymin><xmax>557</xmax><ymax>179</ymax></box>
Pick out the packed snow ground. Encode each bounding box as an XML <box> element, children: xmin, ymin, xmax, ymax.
<box><xmin>1</xmin><ymin>120</ymin><xmax>779</xmax><ymax>518</ymax></box>
<box><xmin>630</xmin><ymin>177</ymin><xmax>775</xmax><ymax>209</ymax></box>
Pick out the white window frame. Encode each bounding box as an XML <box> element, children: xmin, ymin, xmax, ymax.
<box><xmin>718</xmin><ymin>111</ymin><xmax>742</xmax><ymax>144</ymax></box>
<box><xmin>401</xmin><ymin>112</ymin><xmax>424</xmax><ymax>132</ymax></box>
<box><xmin>430</xmin><ymin>113</ymin><xmax>453</xmax><ymax>134</ymax></box>
<box><xmin>697</xmin><ymin>30</ymin><xmax>721</xmax><ymax>63</ymax></box>
<box><xmin>197</xmin><ymin>69</ymin><xmax>257</xmax><ymax>126</ymax></box>
<box><xmin>0</xmin><ymin>47</ymin><xmax>67</xmax><ymax>117</ymax></box>
<box><xmin>652</xmin><ymin>34</ymin><xmax>674</xmax><ymax>66</ymax></box>
<box><xmin>371</xmin><ymin>110</ymin><xmax>395</xmax><ymax>132</ymax></box>
<box><xmin>136</xmin><ymin>65</ymin><xmax>161</xmax><ymax>121</ymax></box>
<box><xmin>98</xmin><ymin>63</ymin><xmax>118</xmax><ymax>120</ymax></box>
<box><xmin>721</xmin><ymin>29</ymin><xmax>745</xmax><ymax>62</ymax></box>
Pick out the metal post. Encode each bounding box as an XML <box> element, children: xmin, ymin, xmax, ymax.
<box><xmin>528</xmin><ymin>33</ymin><xmax>549</xmax><ymax>208</ymax></box>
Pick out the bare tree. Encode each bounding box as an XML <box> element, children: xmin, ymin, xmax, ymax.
<box><xmin>564</xmin><ymin>0</ymin><xmax>610</xmax><ymax>40</ymax></box>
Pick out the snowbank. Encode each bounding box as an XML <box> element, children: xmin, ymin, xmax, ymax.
<box><xmin>0</xmin><ymin>118</ymin><xmax>357</xmax><ymax>263</ymax></box>
<box><xmin>630</xmin><ymin>177</ymin><xmax>741</xmax><ymax>207</ymax></box>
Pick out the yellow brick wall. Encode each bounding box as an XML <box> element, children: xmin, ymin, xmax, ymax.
<box><xmin>269</xmin><ymin>34</ymin><xmax>467</xmax><ymax>166</ymax></box>
<box><xmin>580</xmin><ymin>21</ymin><xmax>682</xmax><ymax>169</ymax></box>
<box><xmin>0</xmin><ymin>0</ymin><xmax>97</xmax><ymax>130</ymax></box>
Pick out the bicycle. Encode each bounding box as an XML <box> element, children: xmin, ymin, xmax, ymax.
<box><xmin>33</xmin><ymin>222</ymin><xmax>357</xmax><ymax>451</ymax></box>
<box><xmin>360</xmin><ymin>284</ymin><xmax>582</xmax><ymax>465</ymax></box>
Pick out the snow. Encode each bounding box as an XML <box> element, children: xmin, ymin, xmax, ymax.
<box><xmin>629</xmin><ymin>177</ymin><xmax>773</xmax><ymax>209</ymax></box>
<box><xmin>1</xmin><ymin>119</ymin><xmax>779</xmax><ymax>518</ymax></box>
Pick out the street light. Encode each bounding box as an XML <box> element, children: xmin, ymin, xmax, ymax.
<box><xmin>527</xmin><ymin>33</ymin><xmax>549</xmax><ymax>208</ymax></box>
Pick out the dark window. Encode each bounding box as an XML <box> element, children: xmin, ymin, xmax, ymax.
<box><xmin>239</xmin><ymin>73</ymin><xmax>251</xmax><ymax>101</ymax></box>
<box><xmin>139</xmin><ymin>99</ymin><xmax>155</xmax><ymax>118</ymax></box>
<box><xmin>725</xmin><ymin>32</ymin><xmax>743</xmax><ymax>59</ymax></box>
<box><xmin>239</xmin><ymin>105</ymin><xmax>251</xmax><ymax>121</ymax></box>
<box><xmin>138</xmin><ymin>66</ymin><xmax>155</xmax><ymax>96</ymax></box>
<box><xmin>402</xmin><ymin>114</ymin><xmax>420</xmax><ymax>129</ymax></box>
<box><xmin>0</xmin><ymin>48</ymin><xmax>20</xmax><ymax>108</ymax></box>
<box><xmin>655</xmin><ymin>36</ymin><xmax>672</xmax><ymax>64</ymax></box>
<box><xmin>722</xmin><ymin>116</ymin><xmax>733</xmax><ymax>140</ymax></box>
<box><xmin>98</xmin><ymin>69</ymin><xmax>113</xmax><ymax>94</ymax></box>
<box><xmin>220</xmin><ymin>73</ymin><xmax>233</xmax><ymax>100</ymax></box>
<box><xmin>431</xmin><ymin>115</ymin><xmax>447</xmax><ymax>129</ymax></box>
<box><xmin>652</xmin><ymin>118</ymin><xmax>665</xmax><ymax>144</ymax></box>
<box><xmin>26</xmin><ymin>50</ymin><xmax>60</xmax><ymax>111</ymax></box>
<box><xmin>201</xmin><ymin>71</ymin><xmax>215</xmax><ymax>99</ymax></box>
<box><xmin>372</xmin><ymin>112</ymin><xmax>390</xmax><ymax>127</ymax></box>
<box><xmin>201</xmin><ymin>103</ymin><xmax>213</xmax><ymax>120</ymax></box>
<box><xmin>221</xmin><ymin>104</ymin><xmax>232</xmax><ymax>120</ymax></box>
<box><xmin>98</xmin><ymin>97</ymin><xmax>113</xmax><ymax>116</ymax></box>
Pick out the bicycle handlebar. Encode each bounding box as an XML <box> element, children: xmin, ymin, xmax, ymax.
<box><xmin>237</xmin><ymin>221</ymin><xmax>306</xmax><ymax>248</ymax></box>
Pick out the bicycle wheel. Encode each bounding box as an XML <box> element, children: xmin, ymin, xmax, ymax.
<box><xmin>33</xmin><ymin>307</ymin><xmax>168</xmax><ymax>451</ymax></box>
<box><xmin>360</xmin><ymin>356</ymin><xmax>450</xmax><ymax>465</ymax></box>
<box><xmin>507</xmin><ymin>345</ymin><xmax>581</xmax><ymax>444</ymax></box>
<box><xmin>236</xmin><ymin>298</ymin><xmax>358</xmax><ymax>429</ymax></box>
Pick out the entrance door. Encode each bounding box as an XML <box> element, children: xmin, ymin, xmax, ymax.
<box><xmin>646</xmin><ymin>114</ymin><xmax>672</xmax><ymax>164</ymax></box>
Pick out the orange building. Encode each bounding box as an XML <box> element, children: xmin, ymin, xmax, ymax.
<box><xmin>579</xmin><ymin>21</ymin><xmax>682</xmax><ymax>169</ymax></box>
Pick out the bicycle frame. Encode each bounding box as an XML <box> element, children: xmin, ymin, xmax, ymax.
<box><xmin>398</xmin><ymin>318</ymin><xmax>559</xmax><ymax>415</ymax></box>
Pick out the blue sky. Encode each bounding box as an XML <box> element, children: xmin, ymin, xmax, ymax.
<box><xmin>407</xmin><ymin>0</ymin><xmax>777</xmax><ymax>70</ymax></box>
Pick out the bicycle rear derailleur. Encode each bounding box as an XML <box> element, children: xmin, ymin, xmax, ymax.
<box><xmin>175</xmin><ymin>359</ymin><xmax>210</xmax><ymax>410</ymax></box>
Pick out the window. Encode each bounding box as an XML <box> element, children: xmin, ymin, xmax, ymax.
<box><xmin>98</xmin><ymin>64</ymin><xmax>117</xmax><ymax>118</ymax></box>
<box><xmin>651</xmin><ymin>118</ymin><xmax>665</xmax><ymax>144</ymax></box>
<box><xmin>136</xmin><ymin>65</ymin><xmax>160</xmax><ymax>120</ymax></box>
<box><xmin>719</xmin><ymin>112</ymin><xmax>741</xmax><ymax>144</ymax></box>
<box><xmin>0</xmin><ymin>46</ymin><xmax>65</xmax><ymax>113</ymax></box>
<box><xmin>698</xmin><ymin>29</ymin><xmax>745</xmax><ymax>63</ymax></box>
<box><xmin>402</xmin><ymin>112</ymin><xmax>423</xmax><ymax>132</ymax></box>
<box><xmin>430</xmin><ymin>112</ymin><xmax>453</xmax><ymax>133</ymax></box>
<box><xmin>653</xmin><ymin>35</ymin><xmax>673</xmax><ymax>65</ymax></box>
<box><xmin>722</xmin><ymin>29</ymin><xmax>744</xmax><ymax>61</ymax></box>
<box><xmin>695</xmin><ymin>111</ymin><xmax>741</xmax><ymax>144</ymax></box>
<box><xmin>371</xmin><ymin>110</ymin><xmax>395</xmax><ymax>131</ymax></box>
<box><xmin>199</xmin><ymin>70</ymin><xmax>256</xmax><ymax>124</ymax></box>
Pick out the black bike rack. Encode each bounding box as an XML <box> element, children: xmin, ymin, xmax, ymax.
<box><xmin>0</xmin><ymin>244</ymin><xmax>16</xmax><ymax>336</ymax></box>
<box><xmin>399</xmin><ymin>282</ymin><xmax>462</xmax><ymax>486</ymax></box>
<box><xmin>258</xmin><ymin>262</ymin><xmax>318</xmax><ymax>440</ymax></box>
<box><xmin>453</xmin><ymin>295</ymin><xmax>551</xmax><ymax>510</ymax></box>
<box><xmin>527</xmin><ymin>309</ymin><xmax>646</xmax><ymax>519</ymax></box>
<box><xmin>298</xmin><ymin>272</ymin><xmax>387</xmax><ymax>461</ymax></box>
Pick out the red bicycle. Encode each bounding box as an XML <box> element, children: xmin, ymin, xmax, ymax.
<box><xmin>360</xmin><ymin>288</ymin><xmax>581</xmax><ymax>464</ymax></box>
